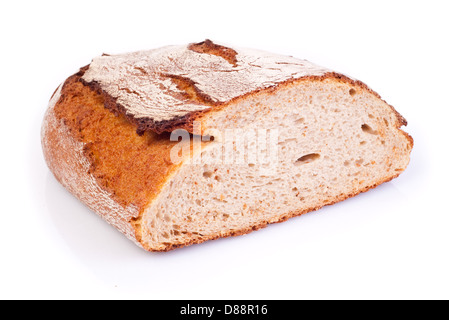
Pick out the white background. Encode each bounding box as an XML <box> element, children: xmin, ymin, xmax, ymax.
<box><xmin>1</xmin><ymin>0</ymin><xmax>448</xmax><ymax>300</ymax></box>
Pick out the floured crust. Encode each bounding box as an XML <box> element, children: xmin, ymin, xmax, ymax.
<box><xmin>81</xmin><ymin>39</ymin><xmax>331</xmax><ymax>134</ymax></box>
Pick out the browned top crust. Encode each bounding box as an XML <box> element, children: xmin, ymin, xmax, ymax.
<box><xmin>80</xmin><ymin>40</ymin><xmax>333</xmax><ymax>134</ymax></box>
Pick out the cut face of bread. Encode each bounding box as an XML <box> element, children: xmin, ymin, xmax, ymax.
<box><xmin>42</xmin><ymin>40</ymin><xmax>413</xmax><ymax>251</ymax></box>
<box><xmin>140</xmin><ymin>78</ymin><xmax>412</xmax><ymax>250</ymax></box>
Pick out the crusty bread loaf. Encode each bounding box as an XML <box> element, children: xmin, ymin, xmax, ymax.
<box><xmin>41</xmin><ymin>40</ymin><xmax>413</xmax><ymax>251</ymax></box>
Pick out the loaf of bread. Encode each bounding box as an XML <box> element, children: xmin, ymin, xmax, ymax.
<box><xmin>41</xmin><ymin>40</ymin><xmax>413</xmax><ymax>251</ymax></box>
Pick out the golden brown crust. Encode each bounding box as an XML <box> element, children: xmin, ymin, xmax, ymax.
<box><xmin>42</xmin><ymin>81</ymin><xmax>141</xmax><ymax>245</ymax></box>
<box><xmin>53</xmin><ymin>74</ymin><xmax>184</xmax><ymax>211</ymax></box>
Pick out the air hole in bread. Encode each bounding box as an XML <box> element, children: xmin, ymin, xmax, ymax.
<box><xmin>295</xmin><ymin>153</ymin><xmax>320</xmax><ymax>165</ymax></box>
<box><xmin>203</xmin><ymin>171</ymin><xmax>213</xmax><ymax>178</ymax></box>
<box><xmin>361</xmin><ymin>124</ymin><xmax>377</xmax><ymax>135</ymax></box>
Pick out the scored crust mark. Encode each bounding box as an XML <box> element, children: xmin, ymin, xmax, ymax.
<box><xmin>134</xmin><ymin>109</ymin><xmax>207</xmax><ymax>135</ymax></box>
<box><xmin>188</xmin><ymin>39</ymin><xmax>238</xmax><ymax>67</ymax></box>
<box><xmin>80</xmin><ymin>75</ymin><xmax>209</xmax><ymax>135</ymax></box>
<box><xmin>162</xmin><ymin>73</ymin><xmax>216</xmax><ymax>106</ymax></box>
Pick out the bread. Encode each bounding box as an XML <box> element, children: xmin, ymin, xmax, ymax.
<box><xmin>41</xmin><ymin>40</ymin><xmax>413</xmax><ymax>251</ymax></box>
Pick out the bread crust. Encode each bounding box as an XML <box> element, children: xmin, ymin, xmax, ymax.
<box><xmin>42</xmin><ymin>74</ymin><xmax>141</xmax><ymax>246</ymax></box>
<box><xmin>42</xmin><ymin>41</ymin><xmax>413</xmax><ymax>251</ymax></box>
